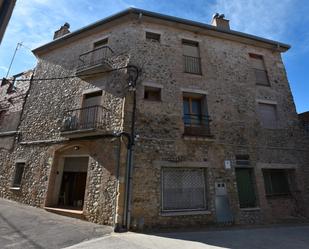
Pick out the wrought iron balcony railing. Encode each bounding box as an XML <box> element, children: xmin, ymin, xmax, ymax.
<box><xmin>183</xmin><ymin>114</ymin><xmax>211</xmax><ymax>137</ymax></box>
<box><xmin>61</xmin><ymin>105</ymin><xmax>110</xmax><ymax>132</ymax></box>
<box><xmin>76</xmin><ymin>46</ymin><xmax>113</xmax><ymax>72</ymax></box>
<box><xmin>183</xmin><ymin>55</ymin><xmax>202</xmax><ymax>75</ymax></box>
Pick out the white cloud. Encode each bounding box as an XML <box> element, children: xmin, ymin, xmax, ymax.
<box><xmin>210</xmin><ymin>0</ymin><xmax>294</xmax><ymax>41</ymax></box>
<box><xmin>0</xmin><ymin>66</ymin><xmax>8</xmax><ymax>73</ymax></box>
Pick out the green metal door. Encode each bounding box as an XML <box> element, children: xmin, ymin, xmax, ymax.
<box><xmin>235</xmin><ymin>168</ymin><xmax>256</xmax><ymax>208</ymax></box>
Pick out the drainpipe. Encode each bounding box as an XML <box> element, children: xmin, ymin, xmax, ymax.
<box><xmin>123</xmin><ymin>65</ymin><xmax>139</xmax><ymax>231</ymax></box>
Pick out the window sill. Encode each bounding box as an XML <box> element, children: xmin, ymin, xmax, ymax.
<box><xmin>10</xmin><ymin>187</ymin><xmax>21</xmax><ymax>191</ymax></box>
<box><xmin>143</xmin><ymin>99</ymin><xmax>162</xmax><ymax>102</ymax></box>
<box><xmin>160</xmin><ymin>210</ymin><xmax>211</xmax><ymax>216</ymax></box>
<box><xmin>256</xmin><ymin>83</ymin><xmax>271</xmax><ymax>87</ymax></box>
<box><xmin>183</xmin><ymin>135</ymin><xmax>215</xmax><ymax>142</ymax></box>
<box><xmin>240</xmin><ymin>207</ymin><xmax>260</xmax><ymax>211</ymax></box>
<box><xmin>266</xmin><ymin>194</ymin><xmax>291</xmax><ymax>199</ymax></box>
<box><xmin>183</xmin><ymin>71</ymin><xmax>202</xmax><ymax>76</ymax></box>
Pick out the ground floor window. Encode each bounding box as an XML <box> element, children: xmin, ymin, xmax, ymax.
<box><xmin>12</xmin><ymin>162</ymin><xmax>25</xmax><ymax>188</ymax></box>
<box><xmin>263</xmin><ymin>169</ymin><xmax>290</xmax><ymax>196</ymax></box>
<box><xmin>161</xmin><ymin>167</ymin><xmax>207</xmax><ymax>212</ymax></box>
<box><xmin>235</xmin><ymin>168</ymin><xmax>257</xmax><ymax>208</ymax></box>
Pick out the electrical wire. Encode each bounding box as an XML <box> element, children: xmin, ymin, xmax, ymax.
<box><xmin>2</xmin><ymin>65</ymin><xmax>131</xmax><ymax>82</ymax></box>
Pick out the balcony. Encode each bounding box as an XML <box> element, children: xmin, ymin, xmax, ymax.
<box><xmin>76</xmin><ymin>46</ymin><xmax>113</xmax><ymax>78</ymax></box>
<box><xmin>183</xmin><ymin>114</ymin><xmax>212</xmax><ymax>137</ymax></box>
<box><xmin>61</xmin><ymin>105</ymin><xmax>111</xmax><ymax>138</ymax></box>
<box><xmin>183</xmin><ymin>55</ymin><xmax>202</xmax><ymax>75</ymax></box>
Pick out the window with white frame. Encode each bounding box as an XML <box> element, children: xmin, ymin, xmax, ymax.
<box><xmin>161</xmin><ymin>167</ymin><xmax>207</xmax><ymax>212</ymax></box>
<box><xmin>257</xmin><ymin>102</ymin><xmax>277</xmax><ymax>129</ymax></box>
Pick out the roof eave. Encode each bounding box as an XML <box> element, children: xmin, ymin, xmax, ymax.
<box><xmin>32</xmin><ymin>7</ymin><xmax>291</xmax><ymax>55</ymax></box>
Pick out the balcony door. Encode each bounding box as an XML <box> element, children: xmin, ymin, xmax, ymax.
<box><xmin>81</xmin><ymin>91</ymin><xmax>102</xmax><ymax>129</ymax></box>
<box><xmin>91</xmin><ymin>38</ymin><xmax>108</xmax><ymax>66</ymax></box>
<box><xmin>183</xmin><ymin>96</ymin><xmax>203</xmax><ymax>126</ymax></box>
<box><xmin>182</xmin><ymin>40</ymin><xmax>201</xmax><ymax>74</ymax></box>
<box><xmin>183</xmin><ymin>94</ymin><xmax>210</xmax><ymax>136</ymax></box>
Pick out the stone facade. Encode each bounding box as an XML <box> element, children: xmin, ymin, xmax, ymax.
<box><xmin>0</xmin><ymin>9</ymin><xmax>308</xmax><ymax>230</ymax></box>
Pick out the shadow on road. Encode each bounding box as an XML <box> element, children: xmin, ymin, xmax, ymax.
<box><xmin>149</xmin><ymin>225</ymin><xmax>309</xmax><ymax>249</ymax></box>
<box><xmin>0</xmin><ymin>212</ymin><xmax>45</xmax><ymax>249</ymax></box>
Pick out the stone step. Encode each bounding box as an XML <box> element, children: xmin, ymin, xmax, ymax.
<box><xmin>44</xmin><ymin>207</ymin><xmax>85</xmax><ymax>220</ymax></box>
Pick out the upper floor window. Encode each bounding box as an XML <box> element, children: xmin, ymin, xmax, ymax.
<box><xmin>144</xmin><ymin>86</ymin><xmax>161</xmax><ymax>101</ymax></box>
<box><xmin>146</xmin><ymin>32</ymin><xmax>161</xmax><ymax>42</ymax></box>
<box><xmin>83</xmin><ymin>90</ymin><xmax>102</xmax><ymax>107</ymax></box>
<box><xmin>249</xmin><ymin>53</ymin><xmax>270</xmax><ymax>86</ymax></box>
<box><xmin>182</xmin><ymin>40</ymin><xmax>201</xmax><ymax>75</ymax></box>
<box><xmin>183</xmin><ymin>93</ymin><xmax>210</xmax><ymax>136</ymax></box>
<box><xmin>257</xmin><ymin>102</ymin><xmax>277</xmax><ymax>129</ymax></box>
<box><xmin>93</xmin><ymin>38</ymin><xmax>108</xmax><ymax>49</ymax></box>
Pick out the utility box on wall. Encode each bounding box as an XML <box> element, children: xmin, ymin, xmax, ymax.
<box><xmin>215</xmin><ymin>180</ymin><xmax>234</xmax><ymax>224</ymax></box>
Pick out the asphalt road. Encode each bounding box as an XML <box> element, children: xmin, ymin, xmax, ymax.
<box><xmin>0</xmin><ymin>198</ymin><xmax>112</xmax><ymax>249</ymax></box>
<box><xmin>66</xmin><ymin>225</ymin><xmax>309</xmax><ymax>249</ymax></box>
<box><xmin>1</xmin><ymin>198</ymin><xmax>309</xmax><ymax>249</ymax></box>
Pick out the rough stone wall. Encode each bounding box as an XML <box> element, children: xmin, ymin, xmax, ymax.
<box><xmin>123</xmin><ymin>20</ymin><xmax>307</xmax><ymax>228</ymax></box>
<box><xmin>0</xmin><ymin>23</ymin><xmax>134</xmax><ymax>225</ymax></box>
<box><xmin>0</xmin><ymin>15</ymin><xmax>308</xmax><ymax>229</ymax></box>
<box><xmin>298</xmin><ymin>112</ymin><xmax>309</xmax><ymax>217</ymax></box>
<box><xmin>0</xmin><ymin>71</ymin><xmax>32</xmax><ymax>194</ymax></box>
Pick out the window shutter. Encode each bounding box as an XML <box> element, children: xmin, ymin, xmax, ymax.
<box><xmin>258</xmin><ymin>103</ymin><xmax>277</xmax><ymax>128</ymax></box>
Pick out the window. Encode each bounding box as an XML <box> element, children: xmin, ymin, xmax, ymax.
<box><xmin>182</xmin><ymin>40</ymin><xmax>201</xmax><ymax>74</ymax></box>
<box><xmin>235</xmin><ymin>168</ymin><xmax>257</xmax><ymax>208</ymax></box>
<box><xmin>183</xmin><ymin>96</ymin><xmax>203</xmax><ymax>125</ymax></box>
<box><xmin>162</xmin><ymin>168</ymin><xmax>207</xmax><ymax>212</ymax></box>
<box><xmin>144</xmin><ymin>86</ymin><xmax>161</xmax><ymax>101</ymax></box>
<box><xmin>257</xmin><ymin>103</ymin><xmax>277</xmax><ymax>129</ymax></box>
<box><xmin>263</xmin><ymin>169</ymin><xmax>290</xmax><ymax>196</ymax></box>
<box><xmin>83</xmin><ymin>90</ymin><xmax>102</xmax><ymax>107</ymax></box>
<box><xmin>0</xmin><ymin>110</ymin><xmax>6</xmax><ymax>124</ymax></box>
<box><xmin>183</xmin><ymin>94</ymin><xmax>210</xmax><ymax>136</ymax></box>
<box><xmin>249</xmin><ymin>53</ymin><xmax>270</xmax><ymax>86</ymax></box>
<box><xmin>146</xmin><ymin>32</ymin><xmax>161</xmax><ymax>42</ymax></box>
<box><xmin>93</xmin><ymin>38</ymin><xmax>108</xmax><ymax>48</ymax></box>
<box><xmin>12</xmin><ymin>162</ymin><xmax>25</xmax><ymax>188</ymax></box>
<box><xmin>235</xmin><ymin>155</ymin><xmax>250</xmax><ymax>166</ymax></box>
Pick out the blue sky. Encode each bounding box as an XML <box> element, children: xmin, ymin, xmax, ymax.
<box><xmin>0</xmin><ymin>0</ymin><xmax>308</xmax><ymax>113</ymax></box>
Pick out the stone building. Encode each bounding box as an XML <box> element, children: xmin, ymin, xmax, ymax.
<box><xmin>0</xmin><ymin>8</ymin><xmax>308</xmax><ymax>230</ymax></box>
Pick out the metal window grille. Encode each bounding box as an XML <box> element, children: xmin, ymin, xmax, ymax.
<box><xmin>161</xmin><ymin>168</ymin><xmax>207</xmax><ymax>211</ymax></box>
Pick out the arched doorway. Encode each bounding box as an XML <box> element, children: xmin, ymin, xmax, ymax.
<box><xmin>45</xmin><ymin>145</ymin><xmax>90</xmax><ymax>212</ymax></box>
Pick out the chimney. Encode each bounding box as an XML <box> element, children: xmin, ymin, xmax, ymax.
<box><xmin>211</xmin><ymin>13</ymin><xmax>230</xmax><ymax>30</ymax></box>
<box><xmin>53</xmin><ymin>22</ymin><xmax>70</xmax><ymax>40</ymax></box>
